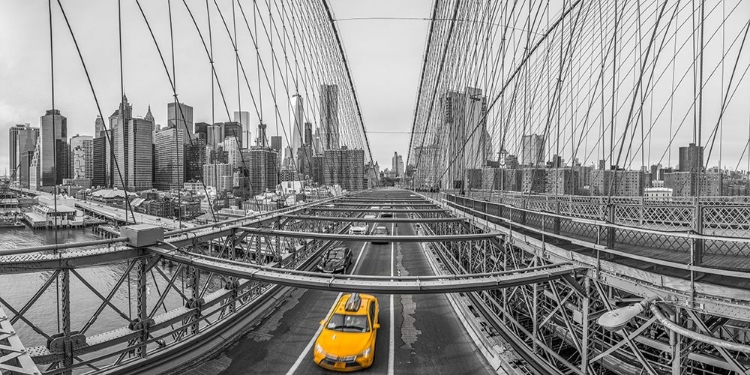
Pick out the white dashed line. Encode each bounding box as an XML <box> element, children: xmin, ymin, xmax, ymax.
<box><xmin>388</xmin><ymin>222</ymin><xmax>395</xmax><ymax>375</ymax></box>
<box><xmin>286</xmin><ymin>241</ymin><xmax>369</xmax><ymax>375</ymax></box>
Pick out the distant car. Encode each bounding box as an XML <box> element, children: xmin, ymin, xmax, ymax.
<box><xmin>325</xmin><ymin>204</ymin><xmax>336</xmax><ymax>208</ymax></box>
<box><xmin>314</xmin><ymin>293</ymin><xmax>380</xmax><ymax>371</ymax></box>
<box><xmin>363</xmin><ymin>214</ymin><xmax>377</xmax><ymax>220</ymax></box>
<box><xmin>316</xmin><ymin>247</ymin><xmax>352</xmax><ymax>274</ymax></box>
<box><xmin>349</xmin><ymin>222</ymin><xmax>368</xmax><ymax>235</ymax></box>
<box><xmin>371</xmin><ymin>226</ymin><xmax>389</xmax><ymax>244</ymax></box>
<box><xmin>369</xmin><ymin>206</ymin><xmax>380</xmax><ymax>211</ymax></box>
<box><xmin>379</xmin><ymin>212</ymin><xmax>393</xmax><ymax>218</ymax></box>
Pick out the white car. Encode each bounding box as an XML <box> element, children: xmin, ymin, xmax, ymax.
<box><xmin>349</xmin><ymin>222</ymin><xmax>368</xmax><ymax>235</ymax></box>
<box><xmin>363</xmin><ymin>214</ymin><xmax>377</xmax><ymax>220</ymax></box>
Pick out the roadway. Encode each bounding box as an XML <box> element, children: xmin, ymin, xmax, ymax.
<box><xmin>186</xmin><ymin>207</ymin><xmax>493</xmax><ymax>374</ymax></box>
<box><xmin>76</xmin><ymin>200</ymin><xmax>195</xmax><ymax>230</ymax></box>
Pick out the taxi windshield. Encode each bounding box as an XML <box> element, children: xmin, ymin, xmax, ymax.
<box><xmin>326</xmin><ymin>313</ymin><xmax>369</xmax><ymax>332</ymax></box>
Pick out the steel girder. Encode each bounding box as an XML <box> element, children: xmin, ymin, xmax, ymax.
<box><xmin>436</xmin><ymin>192</ymin><xmax>750</xmax><ymax>375</ymax></box>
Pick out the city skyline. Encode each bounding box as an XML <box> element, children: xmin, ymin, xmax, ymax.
<box><xmin>0</xmin><ymin>0</ymin><xmax>432</xmax><ymax>173</ymax></box>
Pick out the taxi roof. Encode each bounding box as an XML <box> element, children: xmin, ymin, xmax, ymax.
<box><xmin>334</xmin><ymin>293</ymin><xmax>375</xmax><ymax>315</ymax></box>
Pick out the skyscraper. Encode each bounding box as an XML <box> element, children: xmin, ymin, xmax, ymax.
<box><xmin>391</xmin><ymin>152</ymin><xmax>404</xmax><ymax>177</ymax></box>
<box><xmin>9</xmin><ymin>124</ymin><xmax>39</xmax><ymax>188</ymax></box>
<box><xmin>292</xmin><ymin>94</ymin><xmax>304</xmax><ymax>154</ymax></box>
<box><xmin>304</xmin><ymin>121</ymin><xmax>313</xmax><ymax>145</ymax></box>
<box><xmin>39</xmin><ymin>109</ymin><xmax>69</xmax><ymax>189</ymax></box>
<box><xmin>154</xmin><ymin>127</ymin><xmax>184</xmax><ymax>190</ymax></box>
<box><xmin>94</xmin><ymin>115</ymin><xmax>106</xmax><ymax>138</ymax></box>
<box><xmin>111</xmin><ymin>97</ymin><xmax>153</xmax><ymax>190</ymax></box>
<box><xmin>111</xmin><ymin>95</ymin><xmax>132</xmax><ymax>189</ymax></box>
<box><xmin>168</xmin><ymin>102</ymin><xmax>194</xmax><ymax>136</ymax></box>
<box><xmin>270</xmin><ymin>136</ymin><xmax>282</xmax><ymax>152</ymax></box>
<box><xmin>521</xmin><ymin>134</ymin><xmax>546</xmax><ymax>167</ymax></box>
<box><xmin>257</xmin><ymin>123</ymin><xmax>268</xmax><ymax>148</ymax></box>
<box><xmin>241</xmin><ymin>148</ymin><xmax>278</xmax><ymax>196</ymax></box>
<box><xmin>70</xmin><ymin>134</ymin><xmax>93</xmax><ymax>180</ymax></box>
<box><xmin>234</xmin><ymin>111</ymin><xmax>251</xmax><ymax>148</ymax></box>
<box><xmin>319</xmin><ymin>84</ymin><xmax>339</xmax><ymax>150</ymax></box>
<box><xmin>323</xmin><ymin>148</ymin><xmax>364</xmax><ymax>191</ymax></box>
<box><xmin>441</xmin><ymin>88</ymin><xmax>490</xmax><ymax>189</ymax></box>
<box><xmin>679</xmin><ymin>143</ymin><xmax>703</xmax><ymax>172</ymax></box>
<box><xmin>92</xmin><ymin>137</ymin><xmax>107</xmax><ymax>187</ymax></box>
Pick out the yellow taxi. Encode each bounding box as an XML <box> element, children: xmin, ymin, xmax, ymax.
<box><xmin>314</xmin><ymin>293</ymin><xmax>380</xmax><ymax>372</ymax></box>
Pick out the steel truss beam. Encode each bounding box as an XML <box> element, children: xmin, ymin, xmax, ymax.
<box><xmin>236</xmin><ymin>227</ymin><xmax>501</xmax><ymax>242</ymax></box>
<box><xmin>281</xmin><ymin>214</ymin><xmax>465</xmax><ymax>223</ymax></box>
<box><xmin>148</xmin><ymin>247</ymin><xmax>584</xmax><ymax>294</ymax></box>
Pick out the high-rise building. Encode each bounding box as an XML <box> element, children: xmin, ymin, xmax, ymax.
<box><xmin>126</xmin><ymin>118</ymin><xmax>153</xmax><ymax>190</ymax></box>
<box><xmin>304</xmin><ymin>122</ymin><xmax>313</xmax><ymax>145</ymax></box>
<box><xmin>203</xmin><ymin>163</ymin><xmax>234</xmax><ymax>192</ymax></box>
<box><xmin>144</xmin><ymin>105</ymin><xmax>154</xmax><ymax>124</ymax></box>
<box><xmin>185</xmin><ymin>137</ymin><xmax>206</xmax><ymax>182</ymax></box>
<box><xmin>38</xmin><ymin>109</ymin><xmax>69</xmax><ymax>189</ymax></box>
<box><xmin>168</xmin><ymin>101</ymin><xmax>194</xmax><ymax>136</ymax></box>
<box><xmin>590</xmin><ymin>170</ymin><xmax>650</xmax><ymax>196</ymax></box>
<box><xmin>664</xmin><ymin>171</ymin><xmax>722</xmax><ymax>196</ymax></box>
<box><xmin>9</xmin><ymin>124</ymin><xmax>39</xmax><ymax>188</ymax></box>
<box><xmin>69</xmin><ymin>134</ymin><xmax>93</xmax><ymax>180</ymax></box>
<box><xmin>292</xmin><ymin>94</ymin><xmax>304</xmax><ymax>154</ymax></box>
<box><xmin>270</xmin><ymin>136</ymin><xmax>282</xmax><ymax>152</ymax></box>
<box><xmin>323</xmin><ymin>147</ymin><xmax>364</xmax><ymax>191</ymax></box>
<box><xmin>391</xmin><ymin>152</ymin><xmax>405</xmax><ymax>178</ymax></box>
<box><xmin>679</xmin><ymin>143</ymin><xmax>703</xmax><ymax>172</ymax></box>
<box><xmin>221</xmin><ymin>122</ymin><xmax>243</xmax><ymax>148</ymax></box>
<box><xmin>441</xmin><ymin>88</ymin><xmax>491</xmax><ymax>189</ymax></box>
<box><xmin>233</xmin><ymin>111</ymin><xmax>251</xmax><ymax>148</ymax></box>
<box><xmin>154</xmin><ymin>127</ymin><xmax>184</xmax><ymax>190</ymax></box>
<box><xmin>111</xmin><ymin>97</ymin><xmax>153</xmax><ymax>191</ymax></box>
<box><xmin>94</xmin><ymin>115</ymin><xmax>106</xmax><ymax>138</ymax></box>
<box><xmin>241</xmin><ymin>148</ymin><xmax>278</xmax><ymax>195</ymax></box>
<box><xmin>319</xmin><ymin>84</ymin><xmax>340</xmax><ymax>150</ymax></box>
<box><xmin>521</xmin><ymin>134</ymin><xmax>546</xmax><ymax>167</ymax></box>
<box><xmin>111</xmin><ymin>96</ymin><xmax>132</xmax><ymax>189</ymax></box>
<box><xmin>223</xmin><ymin>136</ymin><xmax>242</xmax><ymax>167</ymax></box>
<box><xmin>92</xmin><ymin>137</ymin><xmax>107</xmax><ymax>187</ymax></box>
<box><xmin>257</xmin><ymin>123</ymin><xmax>268</xmax><ymax>148</ymax></box>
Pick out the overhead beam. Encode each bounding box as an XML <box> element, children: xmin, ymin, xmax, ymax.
<box><xmin>237</xmin><ymin>227</ymin><xmax>501</xmax><ymax>242</ymax></box>
<box><xmin>148</xmin><ymin>248</ymin><xmax>584</xmax><ymax>294</ymax></box>
<box><xmin>308</xmin><ymin>207</ymin><xmax>445</xmax><ymax>213</ymax></box>
<box><xmin>282</xmin><ymin>214</ymin><xmax>465</xmax><ymax>223</ymax></box>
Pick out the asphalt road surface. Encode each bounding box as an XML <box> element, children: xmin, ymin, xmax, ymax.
<box><xmin>187</xmin><ymin>207</ymin><xmax>493</xmax><ymax>375</ymax></box>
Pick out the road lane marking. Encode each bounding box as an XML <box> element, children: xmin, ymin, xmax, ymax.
<box><xmin>388</xmin><ymin>222</ymin><xmax>395</xmax><ymax>375</ymax></box>
<box><xmin>286</xmin><ymin>241</ymin><xmax>369</xmax><ymax>375</ymax></box>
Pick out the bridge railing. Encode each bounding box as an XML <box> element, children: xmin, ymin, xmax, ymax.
<box><xmin>440</xmin><ymin>192</ymin><xmax>750</xmax><ymax>273</ymax></box>
<box><xmin>0</xmin><ymin>196</ymin><xmax>348</xmax><ymax>375</ymax></box>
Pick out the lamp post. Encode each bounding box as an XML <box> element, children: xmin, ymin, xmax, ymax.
<box><xmin>597</xmin><ymin>294</ymin><xmax>750</xmax><ymax>354</ymax></box>
<box><xmin>597</xmin><ymin>295</ymin><xmax>660</xmax><ymax>332</ymax></box>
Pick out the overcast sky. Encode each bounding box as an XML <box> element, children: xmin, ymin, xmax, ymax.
<box><xmin>0</xmin><ymin>0</ymin><xmax>432</xmax><ymax>173</ymax></box>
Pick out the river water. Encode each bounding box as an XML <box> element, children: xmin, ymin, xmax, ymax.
<box><xmin>0</xmin><ymin>227</ymin><xmax>187</xmax><ymax>349</ymax></box>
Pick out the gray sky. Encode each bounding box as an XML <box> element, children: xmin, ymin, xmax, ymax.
<box><xmin>0</xmin><ymin>0</ymin><xmax>432</xmax><ymax>173</ymax></box>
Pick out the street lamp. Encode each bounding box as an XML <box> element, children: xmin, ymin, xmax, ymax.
<box><xmin>597</xmin><ymin>295</ymin><xmax>660</xmax><ymax>332</ymax></box>
<box><xmin>597</xmin><ymin>294</ymin><xmax>750</xmax><ymax>354</ymax></box>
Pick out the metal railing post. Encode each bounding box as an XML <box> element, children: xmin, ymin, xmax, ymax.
<box><xmin>607</xmin><ymin>204</ymin><xmax>616</xmax><ymax>250</ymax></box>
<box><xmin>136</xmin><ymin>257</ymin><xmax>148</xmax><ymax>358</ymax></box>
<box><xmin>693</xmin><ymin>197</ymin><xmax>703</xmax><ymax>266</ymax></box>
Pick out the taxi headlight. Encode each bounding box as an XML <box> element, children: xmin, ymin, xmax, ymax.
<box><xmin>358</xmin><ymin>347</ymin><xmax>371</xmax><ymax>358</ymax></box>
<box><xmin>315</xmin><ymin>343</ymin><xmax>325</xmax><ymax>355</ymax></box>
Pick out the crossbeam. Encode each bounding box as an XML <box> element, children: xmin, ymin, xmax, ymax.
<box><xmin>282</xmin><ymin>214</ymin><xmax>465</xmax><ymax>223</ymax></box>
<box><xmin>237</xmin><ymin>228</ymin><xmax>500</xmax><ymax>242</ymax></box>
<box><xmin>309</xmin><ymin>207</ymin><xmax>445</xmax><ymax>213</ymax></box>
<box><xmin>149</xmin><ymin>247</ymin><xmax>585</xmax><ymax>294</ymax></box>
<box><xmin>329</xmin><ymin>202</ymin><xmax>438</xmax><ymax>207</ymax></box>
